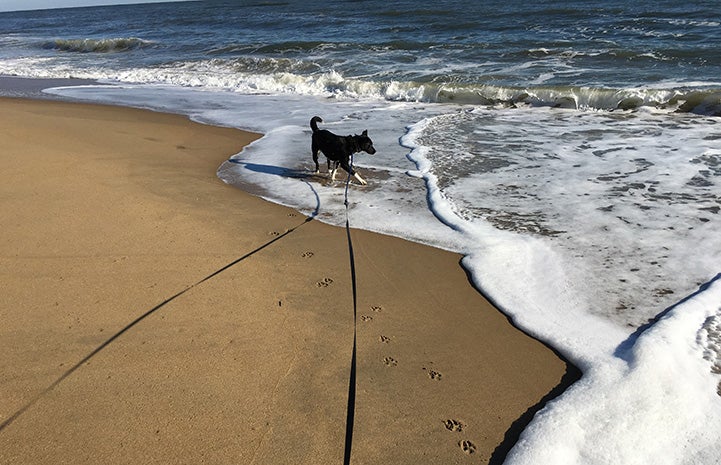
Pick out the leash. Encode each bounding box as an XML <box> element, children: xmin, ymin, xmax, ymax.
<box><xmin>342</xmin><ymin>153</ymin><xmax>359</xmax><ymax>465</ymax></box>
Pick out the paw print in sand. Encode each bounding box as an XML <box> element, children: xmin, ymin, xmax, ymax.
<box><xmin>383</xmin><ymin>357</ymin><xmax>398</xmax><ymax>367</ymax></box>
<box><xmin>422</xmin><ymin>366</ymin><xmax>443</xmax><ymax>381</ymax></box>
<box><xmin>459</xmin><ymin>440</ymin><xmax>477</xmax><ymax>455</ymax></box>
<box><xmin>443</xmin><ymin>419</ymin><xmax>465</xmax><ymax>432</ymax></box>
<box><xmin>316</xmin><ymin>277</ymin><xmax>334</xmax><ymax>287</ymax></box>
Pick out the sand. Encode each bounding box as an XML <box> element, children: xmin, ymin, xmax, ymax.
<box><xmin>0</xmin><ymin>97</ymin><xmax>576</xmax><ymax>464</ymax></box>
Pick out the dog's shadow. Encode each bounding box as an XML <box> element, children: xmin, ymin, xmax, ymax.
<box><xmin>227</xmin><ymin>159</ymin><xmax>312</xmax><ymax>180</ymax></box>
<box><xmin>226</xmin><ymin>158</ymin><xmax>372</xmax><ymax>187</ymax></box>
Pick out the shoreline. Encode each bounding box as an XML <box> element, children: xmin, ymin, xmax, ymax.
<box><xmin>0</xmin><ymin>75</ymin><xmax>101</xmax><ymax>100</ymax></box>
<box><xmin>0</xmin><ymin>96</ymin><xmax>575</xmax><ymax>464</ymax></box>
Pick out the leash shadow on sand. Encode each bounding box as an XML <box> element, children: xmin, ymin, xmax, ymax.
<box><xmin>225</xmin><ymin>158</ymin><xmax>323</xmax><ymax>218</ymax></box>
<box><xmin>0</xmin><ymin>212</ymin><xmax>318</xmax><ymax>434</ymax></box>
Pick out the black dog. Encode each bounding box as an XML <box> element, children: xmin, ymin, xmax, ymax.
<box><xmin>310</xmin><ymin>116</ymin><xmax>376</xmax><ymax>185</ymax></box>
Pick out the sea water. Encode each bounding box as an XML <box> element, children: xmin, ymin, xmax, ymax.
<box><xmin>1</xmin><ymin>0</ymin><xmax>720</xmax><ymax>463</ymax></box>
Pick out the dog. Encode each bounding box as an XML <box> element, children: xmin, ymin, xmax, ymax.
<box><xmin>310</xmin><ymin>116</ymin><xmax>376</xmax><ymax>185</ymax></box>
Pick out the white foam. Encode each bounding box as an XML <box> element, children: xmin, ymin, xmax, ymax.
<box><xmin>411</xmin><ymin>108</ymin><xmax>721</xmax><ymax>329</ymax></box>
<box><xmin>402</xmin><ymin>115</ymin><xmax>627</xmax><ymax>365</ymax></box>
<box><xmin>403</xmin><ymin>108</ymin><xmax>721</xmax><ymax>464</ymax></box>
<box><xmin>506</xmin><ymin>275</ymin><xmax>721</xmax><ymax>465</ymax></box>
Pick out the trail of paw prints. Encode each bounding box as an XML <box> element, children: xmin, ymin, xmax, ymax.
<box><xmin>374</xmin><ymin>306</ymin><xmax>396</xmax><ymax>371</ymax></box>
<box><xmin>360</xmin><ymin>305</ymin><xmax>381</xmax><ymax>323</ymax></box>
<box><xmin>444</xmin><ymin>420</ymin><xmax>481</xmax><ymax>458</ymax></box>
<box><xmin>316</xmin><ymin>277</ymin><xmax>334</xmax><ymax>288</ymax></box>
<box><xmin>368</xmin><ymin>306</ymin><xmax>385</xmax><ymax>339</ymax></box>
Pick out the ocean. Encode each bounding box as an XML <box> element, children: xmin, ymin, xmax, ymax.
<box><xmin>1</xmin><ymin>0</ymin><xmax>720</xmax><ymax>463</ymax></box>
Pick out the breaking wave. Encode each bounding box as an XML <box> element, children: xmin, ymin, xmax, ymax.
<box><xmin>104</xmin><ymin>59</ymin><xmax>721</xmax><ymax>115</ymax></box>
<box><xmin>42</xmin><ymin>37</ymin><xmax>153</xmax><ymax>53</ymax></box>
<box><xmin>2</xmin><ymin>54</ymin><xmax>720</xmax><ymax>115</ymax></box>
<box><xmin>109</xmin><ymin>62</ymin><xmax>721</xmax><ymax>116</ymax></box>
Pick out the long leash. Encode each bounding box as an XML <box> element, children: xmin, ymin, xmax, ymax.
<box><xmin>342</xmin><ymin>153</ymin><xmax>359</xmax><ymax>465</ymax></box>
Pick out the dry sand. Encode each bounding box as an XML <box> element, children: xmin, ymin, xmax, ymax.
<box><xmin>0</xmin><ymin>97</ymin><xmax>576</xmax><ymax>464</ymax></box>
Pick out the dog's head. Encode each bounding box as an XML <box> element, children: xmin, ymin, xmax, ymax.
<box><xmin>355</xmin><ymin>130</ymin><xmax>376</xmax><ymax>155</ymax></box>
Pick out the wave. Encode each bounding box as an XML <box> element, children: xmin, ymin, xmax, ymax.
<box><xmin>208</xmin><ymin>41</ymin><xmax>332</xmax><ymax>56</ymax></box>
<box><xmin>207</xmin><ymin>39</ymin><xmax>449</xmax><ymax>57</ymax></box>
<box><xmin>669</xmin><ymin>90</ymin><xmax>721</xmax><ymax>116</ymax></box>
<box><xmin>137</xmin><ymin>59</ymin><xmax>721</xmax><ymax>115</ymax></box>
<box><xmin>42</xmin><ymin>37</ymin><xmax>153</xmax><ymax>53</ymax></box>
<box><xmin>2</xmin><ymin>55</ymin><xmax>720</xmax><ymax>115</ymax></box>
<box><xmin>140</xmin><ymin>61</ymin><xmax>718</xmax><ymax>114</ymax></box>
<box><xmin>510</xmin><ymin>46</ymin><xmax>698</xmax><ymax>64</ymax></box>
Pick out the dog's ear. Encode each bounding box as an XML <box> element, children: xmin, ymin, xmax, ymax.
<box><xmin>362</xmin><ymin>130</ymin><xmax>368</xmax><ymax>136</ymax></box>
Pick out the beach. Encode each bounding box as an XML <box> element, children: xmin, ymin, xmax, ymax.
<box><xmin>0</xmin><ymin>97</ymin><xmax>572</xmax><ymax>464</ymax></box>
<box><xmin>2</xmin><ymin>1</ymin><xmax>720</xmax><ymax>462</ymax></box>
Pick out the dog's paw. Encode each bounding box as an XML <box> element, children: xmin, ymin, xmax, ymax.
<box><xmin>354</xmin><ymin>173</ymin><xmax>367</xmax><ymax>185</ymax></box>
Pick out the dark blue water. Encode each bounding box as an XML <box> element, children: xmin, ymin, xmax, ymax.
<box><xmin>1</xmin><ymin>0</ymin><xmax>719</xmax><ymax>110</ymax></box>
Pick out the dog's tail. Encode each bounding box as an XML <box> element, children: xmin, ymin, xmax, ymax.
<box><xmin>310</xmin><ymin>116</ymin><xmax>323</xmax><ymax>132</ymax></box>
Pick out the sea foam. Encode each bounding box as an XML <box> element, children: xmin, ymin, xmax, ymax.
<box><xmin>402</xmin><ymin>107</ymin><xmax>721</xmax><ymax>464</ymax></box>
<box><xmin>506</xmin><ymin>275</ymin><xmax>721</xmax><ymax>465</ymax></box>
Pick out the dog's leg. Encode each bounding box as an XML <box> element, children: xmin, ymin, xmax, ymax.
<box><xmin>353</xmin><ymin>172</ymin><xmax>367</xmax><ymax>185</ymax></box>
<box><xmin>339</xmin><ymin>157</ymin><xmax>367</xmax><ymax>185</ymax></box>
<box><xmin>331</xmin><ymin>166</ymin><xmax>365</xmax><ymax>184</ymax></box>
<box><xmin>328</xmin><ymin>160</ymin><xmax>341</xmax><ymax>181</ymax></box>
<box><xmin>312</xmin><ymin>142</ymin><xmax>320</xmax><ymax>173</ymax></box>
